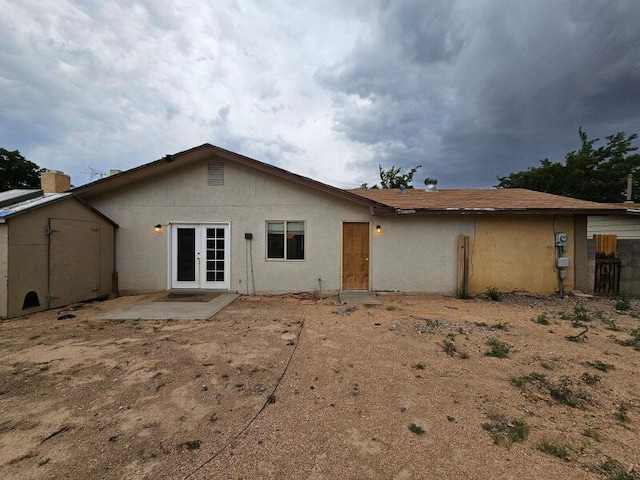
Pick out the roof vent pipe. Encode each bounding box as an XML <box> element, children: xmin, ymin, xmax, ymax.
<box><xmin>625</xmin><ymin>174</ymin><xmax>634</xmax><ymax>203</ymax></box>
<box><xmin>399</xmin><ymin>185</ymin><xmax>407</xmax><ymax>194</ymax></box>
<box><xmin>424</xmin><ymin>178</ymin><xmax>438</xmax><ymax>191</ymax></box>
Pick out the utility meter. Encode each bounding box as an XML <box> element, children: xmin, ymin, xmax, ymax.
<box><xmin>555</xmin><ymin>233</ymin><xmax>568</xmax><ymax>250</ymax></box>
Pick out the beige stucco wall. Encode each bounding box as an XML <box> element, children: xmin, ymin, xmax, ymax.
<box><xmin>84</xmin><ymin>160</ymin><xmax>372</xmax><ymax>294</ymax></box>
<box><xmin>4</xmin><ymin>197</ymin><xmax>115</xmax><ymax>318</ymax></box>
<box><xmin>467</xmin><ymin>216</ymin><xmax>576</xmax><ymax>295</ymax></box>
<box><xmin>81</xmin><ymin>157</ymin><xmax>586</xmax><ymax>296</ymax></box>
<box><xmin>0</xmin><ymin>225</ymin><xmax>8</xmax><ymax>317</ymax></box>
<box><xmin>370</xmin><ymin>215</ymin><xmax>475</xmax><ymax>293</ymax></box>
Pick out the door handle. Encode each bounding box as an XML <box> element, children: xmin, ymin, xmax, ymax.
<box><xmin>365</xmin><ymin>257</ymin><xmax>369</xmax><ymax>262</ymax></box>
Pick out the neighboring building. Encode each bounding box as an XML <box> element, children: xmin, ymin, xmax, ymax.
<box><xmin>588</xmin><ymin>204</ymin><xmax>640</xmax><ymax>239</ymax></box>
<box><xmin>587</xmin><ymin>205</ymin><xmax>640</xmax><ymax>295</ymax></box>
<box><xmin>72</xmin><ymin>144</ymin><xmax>625</xmax><ymax>298</ymax></box>
<box><xmin>0</xmin><ymin>171</ymin><xmax>116</xmax><ymax>319</ymax></box>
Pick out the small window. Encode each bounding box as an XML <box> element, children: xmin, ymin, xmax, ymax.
<box><xmin>208</xmin><ymin>162</ymin><xmax>224</xmax><ymax>186</ymax></box>
<box><xmin>267</xmin><ymin>221</ymin><xmax>305</xmax><ymax>260</ymax></box>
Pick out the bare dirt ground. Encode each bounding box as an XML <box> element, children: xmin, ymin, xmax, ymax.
<box><xmin>0</xmin><ymin>292</ymin><xmax>638</xmax><ymax>480</ymax></box>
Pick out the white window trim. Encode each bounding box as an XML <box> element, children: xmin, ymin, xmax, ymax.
<box><xmin>266</xmin><ymin>220</ymin><xmax>306</xmax><ymax>262</ymax></box>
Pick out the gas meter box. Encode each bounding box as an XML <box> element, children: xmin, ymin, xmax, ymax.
<box><xmin>557</xmin><ymin>257</ymin><xmax>570</xmax><ymax>268</ymax></box>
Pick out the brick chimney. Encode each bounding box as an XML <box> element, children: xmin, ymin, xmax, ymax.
<box><xmin>40</xmin><ymin>170</ymin><xmax>71</xmax><ymax>193</ymax></box>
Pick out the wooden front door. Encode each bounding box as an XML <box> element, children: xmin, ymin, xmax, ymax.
<box><xmin>342</xmin><ymin>222</ymin><xmax>370</xmax><ymax>290</ymax></box>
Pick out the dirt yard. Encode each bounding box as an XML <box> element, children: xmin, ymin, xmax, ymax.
<box><xmin>0</xmin><ymin>292</ymin><xmax>638</xmax><ymax>480</ymax></box>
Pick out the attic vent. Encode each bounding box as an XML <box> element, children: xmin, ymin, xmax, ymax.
<box><xmin>207</xmin><ymin>162</ymin><xmax>224</xmax><ymax>186</ymax></box>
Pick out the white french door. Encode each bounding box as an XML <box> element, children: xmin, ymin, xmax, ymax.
<box><xmin>170</xmin><ymin>223</ymin><xmax>230</xmax><ymax>289</ymax></box>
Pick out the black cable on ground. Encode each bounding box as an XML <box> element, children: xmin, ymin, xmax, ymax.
<box><xmin>183</xmin><ymin>320</ymin><xmax>305</xmax><ymax>479</ymax></box>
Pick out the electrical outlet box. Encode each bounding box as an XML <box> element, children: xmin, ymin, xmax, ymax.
<box><xmin>557</xmin><ymin>257</ymin><xmax>570</xmax><ymax>268</ymax></box>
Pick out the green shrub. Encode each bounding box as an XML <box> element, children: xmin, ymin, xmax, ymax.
<box><xmin>602</xmin><ymin>318</ymin><xmax>622</xmax><ymax>331</ymax></box>
<box><xmin>408</xmin><ymin>423</ymin><xmax>425</xmax><ymax>435</ymax></box>
<box><xmin>615</xmin><ymin>403</ymin><xmax>630</xmax><ymax>422</ymax></box>
<box><xmin>549</xmin><ymin>376</ymin><xmax>589</xmax><ymax>408</ymax></box>
<box><xmin>183</xmin><ymin>439</ymin><xmax>201</xmax><ymax>451</ymax></box>
<box><xmin>600</xmin><ymin>458</ymin><xmax>640</xmax><ymax>480</ymax></box>
<box><xmin>581</xmin><ymin>372</ymin><xmax>601</xmax><ymax>385</ymax></box>
<box><xmin>538</xmin><ymin>439</ymin><xmax>568</xmax><ymax>459</ymax></box>
<box><xmin>535</xmin><ymin>313</ymin><xmax>550</xmax><ymax>325</ymax></box>
<box><xmin>617</xmin><ymin>328</ymin><xmax>640</xmax><ymax>351</ymax></box>
<box><xmin>615</xmin><ymin>295</ymin><xmax>631</xmax><ymax>311</ymax></box>
<box><xmin>481</xmin><ymin>412</ymin><xmax>530</xmax><ymax>447</ymax></box>
<box><xmin>456</xmin><ymin>288</ymin><xmax>471</xmax><ymax>299</ymax></box>
<box><xmin>510</xmin><ymin>372</ymin><xmax>547</xmax><ymax>389</ymax></box>
<box><xmin>574</xmin><ymin>304</ymin><xmax>589</xmax><ymax>322</ymax></box>
<box><xmin>581</xmin><ymin>426</ymin><xmax>601</xmax><ymax>442</ymax></box>
<box><xmin>485</xmin><ymin>338</ymin><xmax>511</xmax><ymax>358</ymax></box>
<box><xmin>487</xmin><ymin>286</ymin><xmax>503</xmax><ymax>301</ymax></box>
<box><xmin>585</xmin><ymin>360</ymin><xmax>615</xmax><ymax>372</ymax></box>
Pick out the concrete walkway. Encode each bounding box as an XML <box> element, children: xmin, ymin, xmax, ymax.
<box><xmin>97</xmin><ymin>293</ymin><xmax>239</xmax><ymax>320</ymax></box>
<box><xmin>338</xmin><ymin>291</ymin><xmax>381</xmax><ymax>306</ymax></box>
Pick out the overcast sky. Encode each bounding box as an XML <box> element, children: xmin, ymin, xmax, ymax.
<box><xmin>1</xmin><ymin>0</ymin><xmax>639</xmax><ymax>189</ymax></box>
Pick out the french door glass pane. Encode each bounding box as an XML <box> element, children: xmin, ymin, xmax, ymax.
<box><xmin>205</xmin><ymin>227</ymin><xmax>225</xmax><ymax>283</ymax></box>
<box><xmin>177</xmin><ymin>228</ymin><xmax>196</xmax><ymax>281</ymax></box>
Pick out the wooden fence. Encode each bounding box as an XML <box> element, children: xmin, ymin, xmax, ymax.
<box><xmin>593</xmin><ymin>234</ymin><xmax>620</xmax><ymax>294</ymax></box>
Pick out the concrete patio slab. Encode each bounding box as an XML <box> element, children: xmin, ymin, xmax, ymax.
<box><xmin>97</xmin><ymin>293</ymin><xmax>240</xmax><ymax>320</ymax></box>
<box><xmin>338</xmin><ymin>291</ymin><xmax>381</xmax><ymax>306</ymax></box>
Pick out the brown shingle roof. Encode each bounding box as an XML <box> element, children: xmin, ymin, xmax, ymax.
<box><xmin>350</xmin><ymin>188</ymin><xmax>626</xmax><ymax>214</ymax></box>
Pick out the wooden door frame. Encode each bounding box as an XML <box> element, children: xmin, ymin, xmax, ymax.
<box><xmin>341</xmin><ymin>221</ymin><xmax>371</xmax><ymax>291</ymax></box>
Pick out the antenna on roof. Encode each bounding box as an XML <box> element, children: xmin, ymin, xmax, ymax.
<box><xmin>81</xmin><ymin>167</ymin><xmax>106</xmax><ymax>180</ymax></box>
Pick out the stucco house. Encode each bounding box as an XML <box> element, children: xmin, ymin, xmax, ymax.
<box><xmin>72</xmin><ymin>144</ymin><xmax>624</xmax><ymax>298</ymax></box>
<box><xmin>0</xmin><ymin>171</ymin><xmax>116</xmax><ymax>319</ymax></box>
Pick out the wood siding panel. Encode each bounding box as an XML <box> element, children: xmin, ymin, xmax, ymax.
<box><xmin>588</xmin><ymin>216</ymin><xmax>640</xmax><ymax>239</ymax></box>
<box><xmin>49</xmin><ymin>219</ymin><xmax>99</xmax><ymax>308</ymax></box>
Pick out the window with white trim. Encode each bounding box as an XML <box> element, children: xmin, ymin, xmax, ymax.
<box><xmin>267</xmin><ymin>221</ymin><xmax>305</xmax><ymax>260</ymax></box>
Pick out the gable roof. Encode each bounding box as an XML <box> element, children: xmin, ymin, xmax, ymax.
<box><xmin>0</xmin><ymin>192</ymin><xmax>118</xmax><ymax>226</ymax></box>
<box><xmin>72</xmin><ymin>144</ymin><xmax>393</xmax><ymax>214</ymax></box>
<box><xmin>350</xmin><ymin>188</ymin><xmax>627</xmax><ymax>215</ymax></box>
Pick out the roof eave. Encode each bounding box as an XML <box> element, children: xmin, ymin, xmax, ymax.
<box><xmin>396</xmin><ymin>208</ymin><xmax>626</xmax><ymax>215</ymax></box>
<box><xmin>0</xmin><ymin>194</ymin><xmax>118</xmax><ymax>227</ymax></box>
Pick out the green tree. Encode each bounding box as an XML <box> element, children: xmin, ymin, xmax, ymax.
<box><xmin>0</xmin><ymin>148</ymin><xmax>45</xmax><ymax>191</ymax></box>
<box><xmin>497</xmin><ymin>129</ymin><xmax>640</xmax><ymax>203</ymax></box>
<box><xmin>360</xmin><ymin>164</ymin><xmax>422</xmax><ymax>189</ymax></box>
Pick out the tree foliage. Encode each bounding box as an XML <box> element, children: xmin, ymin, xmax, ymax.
<box><xmin>360</xmin><ymin>164</ymin><xmax>422</xmax><ymax>189</ymax></box>
<box><xmin>497</xmin><ymin>129</ymin><xmax>640</xmax><ymax>203</ymax></box>
<box><xmin>0</xmin><ymin>148</ymin><xmax>45</xmax><ymax>191</ymax></box>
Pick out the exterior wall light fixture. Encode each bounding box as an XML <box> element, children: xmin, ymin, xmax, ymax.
<box><xmin>154</xmin><ymin>224</ymin><xmax>163</xmax><ymax>233</ymax></box>
<box><xmin>376</xmin><ymin>224</ymin><xmax>382</xmax><ymax>233</ymax></box>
